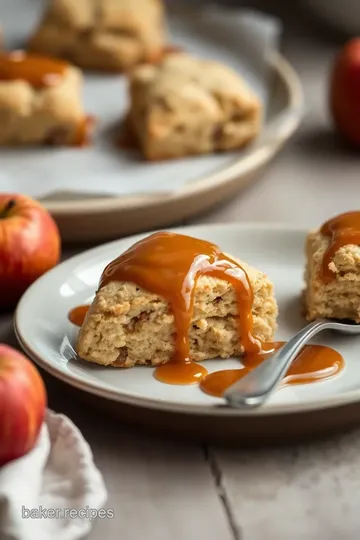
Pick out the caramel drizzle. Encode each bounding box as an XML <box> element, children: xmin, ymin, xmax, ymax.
<box><xmin>99</xmin><ymin>232</ymin><xmax>261</xmax><ymax>376</ymax></box>
<box><xmin>320</xmin><ymin>211</ymin><xmax>360</xmax><ymax>282</ymax></box>
<box><xmin>0</xmin><ymin>51</ymin><xmax>67</xmax><ymax>88</ymax></box>
<box><xmin>69</xmin><ymin>305</ymin><xmax>90</xmax><ymax>327</ymax></box>
<box><xmin>200</xmin><ymin>343</ymin><xmax>344</xmax><ymax>397</ymax></box>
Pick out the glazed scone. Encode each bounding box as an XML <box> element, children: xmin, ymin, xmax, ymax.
<box><xmin>305</xmin><ymin>229</ymin><xmax>360</xmax><ymax>322</ymax></box>
<box><xmin>127</xmin><ymin>52</ymin><xmax>262</xmax><ymax>160</ymax></box>
<box><xmin>28</xmin><ymin>0</ymin><xmax>166</xmax><ymax>72</ymax></box>
<box><xmin>0</xmin><ymin>51</ymin><xmax>86</xmax><ymax>145</ymax></box>
<box><xmin>76</xmin><ymin>261</ymin><xmax>277</xmax><ymax>367</ymax></box>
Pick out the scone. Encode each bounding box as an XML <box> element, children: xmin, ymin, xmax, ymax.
<box><xmin>304</xmin><ymin>212</ymin><xmax>360</xmax><ymax>322</ymax></box>
<box><xmin>76</xmin><ymin>233</ymin><xmax>277</xmax><ymax>367</ymax></box>
<box><xmin>28</xmin><ymin>0</ymin><xmax>167</xmax><ymax>72</ymax></box>
<box><xmin>0</xmin><ymin>50</ymin><xmax>88</xmax><ymax>146</ymax></box>
<box><xmin>127</xmin><ymin>52</ymin><xmax>262</xmax><ymax>160</ymax></box>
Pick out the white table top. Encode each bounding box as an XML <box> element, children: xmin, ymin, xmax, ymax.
<box><xmin>3</xmin><ymin>3</ymin><xmax>360</xmax><ymax>539</ymax></box>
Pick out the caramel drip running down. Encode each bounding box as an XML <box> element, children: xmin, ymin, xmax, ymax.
<box><xmin>200</xmin><ymin>343</ymin><xmax>344</xmax><ymax>397</ymax></box>
<box><xmin>320</xmin><ymin>211</ymin><xmax>360</xmax><ymax>282</ymax></box>
<box><xmin>0</xmin><ymin>51</ymin><xmax>67</xmax><ymax>88</ymax></box>
<box><xmin>100</xmin><ymin>231</ymin><xmax>260</xmax><ymax>384</ymax></box>
<box><xmin>69</xmin><ymin>305</ymin><xmax>90</xmax><ymax>327</ymax></box>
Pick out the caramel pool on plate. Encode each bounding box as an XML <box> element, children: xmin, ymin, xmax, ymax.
<box><xmin>200</xmin><ymin>343</ymin><xmax>344</xmax><ymax>397</ymax></box>
<box><xmin>69</xmin><ymin>305</ymin><xmax>89</xmax><ymax>327</ymax></box>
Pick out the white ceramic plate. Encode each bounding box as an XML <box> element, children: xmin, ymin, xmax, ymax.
<box><xmin>14</xmin><ymin>223</ymin><xmax>360</xmax><ymax>421</ymax></box>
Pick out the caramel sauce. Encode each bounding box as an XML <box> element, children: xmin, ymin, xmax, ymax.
<box><xmin>100</xmin><ymin>231</ymin><xmax>260</xmax><ymax>384</ymax></box>
<box><xmin>320</xmin><ymin>211</ymin><xmax>360</xmax><ymax>282</ymax></box>
<box><xmin>0</xmin><ymin>50</ymin><xmax>67</xmax><ymax>88</ymax></box>
<box><xmin>69</xmin><ymin>305</ymin><xmax>89</xmax><ymax>327</ymax></box>
<box><xmin>200</xmin><ymin>343</ymin><xmax>344</xmax><ymax>397</ymax></box>
<box><xmin>155</xmin><ymin>360</ymin><xmax>208</xmax><ymax>385</ymax></box>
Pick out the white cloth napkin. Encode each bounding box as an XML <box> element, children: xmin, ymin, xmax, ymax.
<box><xmin>0</xmin><ymin>410</ymin><xmax>108</xmax><ymax>540</ymax></box>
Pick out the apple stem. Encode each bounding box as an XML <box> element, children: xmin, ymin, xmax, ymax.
<box><xmin>0</xmin><ymin>199</ymin><xmax>16</xmax><ymax>219</ymax></box>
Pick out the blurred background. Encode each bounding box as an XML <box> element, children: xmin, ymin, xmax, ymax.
<box><xmin>196</xmin><ymin>0</ymin><xmax>358</xmax><ymax>37</ymax></box>
<box><xmin>2</xmin><ymin>0</ymin><xmax>360</xmax><ymax>229</ymax></box>
<box><xmin>182</xmin><ymin>0</ymin><xmax>360</xmax><ymax>227</ymax></box>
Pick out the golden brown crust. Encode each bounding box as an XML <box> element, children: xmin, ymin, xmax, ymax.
<box><xmin>76</xmin><ymin>261</ymin><xmax>278</xmax><ymax>367</ymax></box>
<box><xmin>128</xmin><ymin>53</ymin><xmax>262</xmax><ymax>160</ymax></box>
<box><xmin>28</xmin><ymin>0</ymin><xmax>167</xmax><ymax>72</ymax></box>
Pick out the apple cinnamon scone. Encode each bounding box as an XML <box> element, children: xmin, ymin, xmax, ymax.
<box><xmin>127</xmin><ymin>52</ymin><xmax>262</xmax><ymax>160</ymax></box>
<box><xmin>76</xmin><ymin>232</ymin><xmax>277</xmax><ymax>367</ymax></box>
<box><xmin>304</xmin><ymin>212</ymin><xmax>360</xmax><ymax>322</ymax></box>
<box><xmin>0</xmin><ymin>51</ymin><xmax>87</xmax><ymax>146</ymax></box>
<box><xmin>28</xmin><ymin>0</ymin><xmax>167</xmax><ymax>72</ymax></box>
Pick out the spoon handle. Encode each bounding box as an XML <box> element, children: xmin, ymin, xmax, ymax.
<box><xmin>224</xmin><ymin>319</ymin><xmax>329</xmax><ymax>408</ymax></box>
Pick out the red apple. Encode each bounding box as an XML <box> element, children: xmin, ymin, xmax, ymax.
<box><xmin>0</xmin><ymin>344</ymin><xmax>47</xmax><ymax>467</ymax></box>
<box><xmin>0</xmin><ymin>193</ymin><xmax>61</xmax><ymax>309</ymax></box>
<box><xmin>330</xmin><ymin>38</ymin><xmax>360</xmax><ymax>147</ymax></box>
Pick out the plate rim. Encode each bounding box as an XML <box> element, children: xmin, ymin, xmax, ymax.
<box><xmin>42</xmin><ymin>52</ymin><xmax>304</xmax><ymax>216</ymax></box>
<box><xmin>14</xmin><ymin>222</ymin><xmax>360</xmax><ymax>418</ymax></box>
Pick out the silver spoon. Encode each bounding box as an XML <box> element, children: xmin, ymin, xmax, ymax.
<box><xmin>224</xmin><ymin>318</ymin><xmax>360</xmax><ymax>409</ymax></box>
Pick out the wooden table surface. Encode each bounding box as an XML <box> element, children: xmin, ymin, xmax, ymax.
<box><xmin>4</xmin><ymin>4</ymin><xmax>360</xmax><ymax>540</ymax></box>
